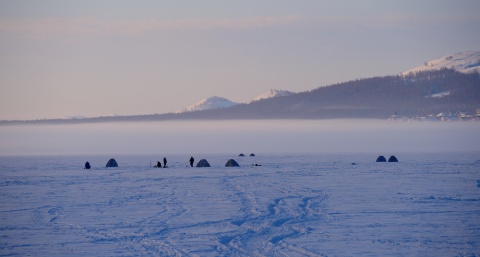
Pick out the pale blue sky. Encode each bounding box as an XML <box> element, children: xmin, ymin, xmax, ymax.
<box><xmin>1</xmin><ymin>0</ymin><xmax>479</xmax><ymax>120</ymax></box>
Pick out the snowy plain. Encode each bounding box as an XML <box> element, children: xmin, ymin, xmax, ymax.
<box><xmin>1</xmin><ymin>152</ymin><xmax>479</xmax><ymax>256</ymax></box>
<box><xmin>1</xmin><ymin>120</ymin><xmax>480</xmax><ymax>256</ymax></box>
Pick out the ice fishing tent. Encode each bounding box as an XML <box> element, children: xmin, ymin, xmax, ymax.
<box><xmin>196</xmin><ymin>159</ymin><xmax>211</xmax><ymax>167</ymax></box>
<box><xmin>106</xmin><ymin>158</ymin><xmax>118</xmax><ymax>167</ymax></box>
<box><xmin>84</xmin><ymin>162</ymin><xmax>91</xmax><ymax>169</ymax></box>
<box><xmin>376</xmin><ymin>156</ymin><xmax>387</xmax><ymax>162</ymax></box>
<box><xmin>388</xmin><ymin>155</ymin><xmax>399</xmax><ymax>162</ymax></box>
<box><xmin>250</xmin><ymin>153</ymin><xmax>255</xmax><ymax>157</ymax></box>
<box><xmin>239</xmin><ymin>153</ymin><xmax>245</xmax><ymax>157</ymax></box>
<box><xmin>225</xmin><ymin>159</ymin><xmax>240</xmax><ymax>167</ymax></box>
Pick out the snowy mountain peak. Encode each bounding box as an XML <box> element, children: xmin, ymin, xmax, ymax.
<box><xmin>177</xmin><ymin>96</ymin><xmax>239</xmax><ymax>113</ymax></box>
<box><xmin>402</xmin><ymin>50</ymin><xmax>480</xmax><ymax>75</ymax></box>
<box><xmin>252</xmin><ymin>89</ymin><xmax>294</xmax><ymax>102</ymax></box>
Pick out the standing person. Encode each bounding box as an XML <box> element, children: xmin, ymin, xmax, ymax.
<box><xmin>189</xmin><ymin>156</ymin><xmax>194</xmax><ymax>167</ymax></box>
<box><xmin>163</xmin><ymin>157</ymin><xmax>167</xmax><ymax>168</ymax></box>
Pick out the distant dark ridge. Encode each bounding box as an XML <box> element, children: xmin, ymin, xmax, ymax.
<box><xmin>0</xmin><ymin>113</ymin><xmax>180</xmax><ymax>125</ymax></box>
<box><xmin>1</xmin><ymin>69</ymin><xmax>479</xmax><ymax>125</ymax></box>
<box><xmin>231</xmin><ymin>69</ymin><xmax>479</xmax><ymax>118</ymax></box>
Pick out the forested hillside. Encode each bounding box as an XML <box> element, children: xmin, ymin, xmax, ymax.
<box><xmin>176</xmin><ymin>69</ymin><xmax>480</xmax><ymax>120</ymax></box>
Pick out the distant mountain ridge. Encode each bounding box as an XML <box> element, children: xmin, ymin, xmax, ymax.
<box><xmin>2</xmin><ymin>51</ymin><xmax>479</xmax><ymax>124</ymax></box>
<box><xmin>251</xmin><ymin>89</ymin><xmax>294</xmax><ymax>102</ymax></box>
<box><xmin>177</xmin><ymin>89</ymin><xmax>294</xmax><ymax>113</ymax></box>
<box><xmin>177</xmin><ymin>96</ymin><xmax>239</xmax><ymax>113</ymax></box>
<box><xmin>403</xmin><ymin>50</ymin><xmax>480</xmax><ymax>75</ymax></box>
<box><xmin>188</xmin><ymin>69</ymin><xmax>478</xmax><ymax>120</ymax></box>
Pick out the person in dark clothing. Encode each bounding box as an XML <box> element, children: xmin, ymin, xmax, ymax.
<box><xmin>155</xmin><ymin>161</ymin><xmax>162</xmax><ymax>168</ymax></box>
<box><xmin>163</xmin><ymin>157</ymin><xmax>167</xmax><ymax>168</ymax></box>
<box><xmin>189</xmin><ymin>156</ymin><xmax>194</xmax><ymax>167</ymax></box>
<box><xmin>84</xmin><ymin>162</ymin><xmax>91</xmax><ymax>169</ymax></box>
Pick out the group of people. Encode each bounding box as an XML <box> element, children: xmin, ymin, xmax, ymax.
<box><xmin>85</xmin><ymin>156</ymin><xmax>198</xmax><ymax>169</ymax></box>
<box><xmin>155</xmin><ymin>157</ymin><xmax>168</xmax><ymax>168</ymax></box>
<box><xmin>155</xmin><ymin>156</ymin><xmax>196</xmax><ymax>168</ymax></box>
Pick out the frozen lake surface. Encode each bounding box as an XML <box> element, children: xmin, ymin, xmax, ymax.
<box><xmin>1</xmin><ymin>153</ymin><xmax>479</xmax><ymax>256</ymax></box>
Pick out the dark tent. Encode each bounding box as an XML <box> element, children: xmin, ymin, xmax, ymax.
<box><xmin>376</xmin><ymin>156</ymin><xmax>387</xmax><ymax>162</ymax></box>
<box><xmin>388</xmin><ymin>156</ymin><xmax>399</xmax><ymax>162</ymax></box>
<box><xmin>225</xmin><ymin>159</ymin><xmax>240</xmax><ymax>167</ymax></box>
<box><xmin>239</xmin><ymin>153</ymin><xmax>245</xmax><ymax>157</ymax></box>
<box><xmin>196</xmin><ymin>159</ymin><xmax>211</xmax><ymax>167</ymax></box>
<box><xmin>84</xmin><ymin>162</ymin><xmax>91</xmax><ymax>169</ymax></box>
<box><xmin>106</xmin><ymin>158</ymin><xmax>118</xmax><ymax>167</ymax></box>
<box><xmin>250</xmin><ymin>153</ymin><xmax>255</xmax><ymax>157</ymax></box>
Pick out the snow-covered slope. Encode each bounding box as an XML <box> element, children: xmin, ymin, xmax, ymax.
<box><xmin>177</xmin><ymin>96</ymin><xmax>239</xmax><ymax>113</ymax></box>
<box><xmin>178</xmin><ymin>90</ymin><xmax>293</xmax><ymax>113</ymax></box>
<box><xmin>402</xmin><ymin>50</ymin><xmax>480</xmax><ymax>75</ymax></box>
<box><xmin>252</xmin><ymin>89</ymin><xmax>294</xmax><ymax>102</ymax></box>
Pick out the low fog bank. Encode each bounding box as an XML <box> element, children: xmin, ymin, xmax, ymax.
<box><xmin>0</xmin><ymin>120</ymin><xmax>479</xmax><ymax>156</ymax></box>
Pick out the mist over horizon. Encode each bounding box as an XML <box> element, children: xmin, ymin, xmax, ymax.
<box><xmin>1</xmin><ymin>120</ymin><xmax>478</xmax><ymax>156</ymax></box>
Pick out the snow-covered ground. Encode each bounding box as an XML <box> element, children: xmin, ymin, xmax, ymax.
<box><xmin>1</xmin><ymin>153</ymin><xmax>479</xmax><ymax>256</ymax></box>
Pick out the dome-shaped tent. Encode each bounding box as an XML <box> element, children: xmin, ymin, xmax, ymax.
<box><xmin>225</xmin><ymin>159</ymin><xmax>240</xmax><ymax>167</ymax></box>
<box><xmin>106</xmin><ymin>158</ymin><xmax>118</xmax><ymax>167</ymax></box>
<box><xmin>388</xmin><ymin>155</ymin><xmax>399</xmax><ymax>162</ymax></box>
<box><xmin>239</xmin><ymin>153</ymin><xmax>245</xmax><ymax>157</ymax></box>
<box><xmin>196</xmin><ymin>159</ymin><xmax>211</xmax><ymax>167</ymax></box>
<box><xmin>250</xmin><ymin>153</ymin><xmax>255</xmax><ymax>157</ymax></box>
<box><xmin>376</xmin><ymin>156</ymin><xmax>387</xmax><ymax>162</ymax></box>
